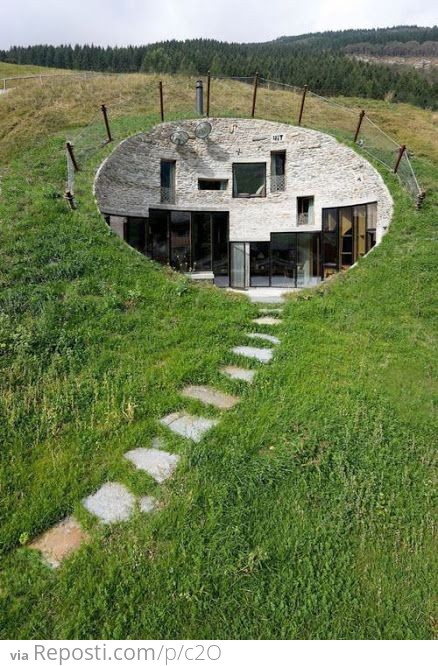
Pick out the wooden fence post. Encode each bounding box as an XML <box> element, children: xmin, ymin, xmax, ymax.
<box><xmin>251</xmin><ymin>72</ymin><xmax>259</xmax><ymax>118</ymax></box>
<box><xmin>394</xmin><ymin>144</ymin><xmax>406</xmax><ymax>173</ymax></box>
<box><xmin>64</xmin><ymin>190</ymin><xmax>77</xmax><ymax>210</ymax></box>
<box><xmin>354</xmin><ymin>109</ymin><xmax>365</xmax><ymax>143</ymax></box>
<box><xmin>159</xmin><ymin>81</ymin><xmax>164</xmax><ymax>122</ymax></box>
<box><xmin>298</xmin><ymin>85</ymin><xmax>308</xmax><ymax>125</ymax></box>
<box><xmin>101</xmin><ymin>103</ymin><xmax>112</xmax><ymax>142</ymax></box>
<box><xmin>206</xmin><ymin>70</ymin><xmax>211</xmax><ymax>116</ymax></box>
<box><xmin>66</xmin><ymin>141</ymin><xmax>79</xmax><ymax>172</ymax></box>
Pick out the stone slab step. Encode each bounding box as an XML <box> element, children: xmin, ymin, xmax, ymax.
<box><xmin>181</xmin><ymin>385</ymin><xmax>239</xmax><ymax>410</ymax></box>
<box><xmin>246</xmin><ymin>332</ymin><xmax>280</xmax><ymax>345</ymax></box>
<box><xmin>28</xmin><ymin>516</ymin><xmax>89</xmax><ymax>568</ymax></box>
<box><xmin>124</xmin><ymin>448</ymin><xmax>180</xmax><ymax>483</ymax></box>
<box><xmin>252</xmin><ymin>316</ymin><xmax>282</xmax><ymax>326</ymax></box>
<box><xmin>160</xmin><ymin>412</ymin><xmax>218</xmax><ymax>442</ymax></box>
<box><xmin>83</xmin><ymin>482</ymin><xmax>136</xmax><ymax>524</ymax></box>
<box><xmin>232</xmin><ymin>346</ymin><xmax>273</xmax><ymax>363</ymax></box>
<box><xmin>220</xmin><ymin>366</ymin><xmax>256</xmax><ymax>383</ymax></box>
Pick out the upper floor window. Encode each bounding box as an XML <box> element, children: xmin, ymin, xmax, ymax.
<box><xmin>233</xmin><ymin>163</ymin><xmax>266</xmax><ymax>198</ymax></box>
<box><xmin>297</xmin><ymin>196</ymin><xmax>314</xmax><ymax>225</ymax></box>
<box><xmin>198</xmin><ymin>178</ymin><xmax>228</xmax><ymax>191</ymax></box>
<box><xmin>271</xmin><ymin>151</ymin><xmax>286</xmax><ymax>192</ymax></box>
<box><xmin>160</xmin><ymin>160</ymin><xmax>176</xmax><ymax>203</ymax></box>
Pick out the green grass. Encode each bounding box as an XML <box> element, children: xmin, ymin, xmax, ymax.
<box><xmin>0</xmin><ymin>82</ymin><xmax>436</xmax><ymax>639</ymax></box>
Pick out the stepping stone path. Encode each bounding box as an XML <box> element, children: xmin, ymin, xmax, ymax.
<box><xmin>124</xmin><ymin>448</ymin><xmax>180</xmax><ymax>483</ymax></box>
<box><xmin>221</xmin><ymin>365</ymin><xmax>256</xmax><ymax>383</ymax></box>
<box><xmin>246</xmin><ymin>332</ymin><xmax>280</xmax><ymax>345</ymax></box>
<box><xmin>83</xmin><ymin>482</ymin><xmax>136</xmax><ymax>524</ymax></box>
<box><xmin>28</xmin><ymin>516</ymin><xmax>89</xmax><ymax>568</ymax></box>
<box><xmin>25</xmin><ymin>294</ymin><xmax>288</xmax><ymax>566</ymax></box>
<box><xmin>252</xmin><ymin>316</ymin><xmax>282</xmax><ymax>326</ymax></box>
<box><xmin>181</xmin><ymin>385</ymin><xmax>240</xmax><ymax>410</ymax></box>
<box><xmin>160</xmin><ymin>412</ymin><xmax>218</xmax><ymax>442</ymax></box>
<box><xmin>232</xmin><ymin>345</ymin><xmax>273</xmax><ymax>363</ymax></box>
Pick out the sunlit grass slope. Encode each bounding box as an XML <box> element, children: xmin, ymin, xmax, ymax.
<box><xmin>0</xmin><ymin>72</ymin><xmax>436</xmax><ymax>639</ymax></box>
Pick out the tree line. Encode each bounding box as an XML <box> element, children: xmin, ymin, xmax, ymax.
<box><xmin>1</xmin><ymin>26</ymin><xmax>437</xmax><ymax>109</ymax></box>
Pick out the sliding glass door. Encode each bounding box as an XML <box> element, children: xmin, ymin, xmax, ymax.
<box><xmin>250</xmin><ymin>242</ymin><xmax>270</xmax><ymax>286</ymax></box>
<box><xmin>230</xmin><ymin>242</ymin><xmax>247</xmax><ymax>289</ymax></box>
<box><xmin>271</xmin><ymin>233</ymin><xmax>296</xmax><ymax>286</ymax></box>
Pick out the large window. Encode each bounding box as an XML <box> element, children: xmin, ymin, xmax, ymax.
<box><xmin>160</xmin><ymin>160</ymin><xmax>175</xmax><ymax>203</ymax></box>
<box><xmin>271</xmin><ymin>233</ymin><xmax>296</xmax><ymax>286</ymax></box>
<box><xmin>233</xmin><ymin>163</ymin><xmax>266</xmax><ymax>198</ymax></box>
<box><xmin>146</xmin><ymin>209</ymin><xmax>229</xmax><ymax>281</ymax></box>
<box><xmin>322</xmin><ymin>202</ymin><xmax>377</xmax><ymax>278</ymax></box>
<box><xmin>126</xmin><ymin>217</ymin><xmax>145</xmax><ymax>252</ymax></box>
<box><xmin>250</xmin><ymin>242</ymin><xmax>270</xmax><ymax>287</ymax></box>
<box><xmin>192</xmin><ymin>212</ymin><xmax>212</xmax><ymax>271</ymax></box>
<box><xmin>271</xmin><ymin>151</ymin><xmax>286</xmax><ymax>192</ymax></box>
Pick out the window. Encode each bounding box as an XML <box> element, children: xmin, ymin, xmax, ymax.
<box><xmin>271</xmin><ymin>151</ymin><xmax>286</xmax><ymax>192</ymax></box>
<box><xmin>198</xmin><ymin>178</ymin><xmax>228</xmax><ymax>191</ymax></box>
<box><xmin>160</xmin><ymin>160</ymin><xmax>175</xmax><ymax>203</ymax></box>
<box><xmin>233</xmin><ymin>163</ymin><xmax>266</xmax><ymax>198</ymax></box>
<box><xmin>322</xmin><ymin>208</ymin><xmax>338</xmax><ymax>278</ymax></box>
<box><xmin>297</xmin><ymin>196</ymin><xmax>314</xmax><ymax>225</ymax></box>
<box><xmin>126</xmin><ymin>217</ymin><xmax>145</xmax><ymax>252</ymax></box>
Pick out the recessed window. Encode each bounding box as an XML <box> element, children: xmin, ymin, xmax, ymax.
<box><xmin>160</xmin><ymin>160</ymin><xmax>176</xmax><ymax>203</ymax></box>
<box><xmin>198</xmin><ymin>178</ymin><xmax>228</xmax><ymax>191</ymax></box>
<box><xmin>233</xmin><ymin>163</ymin><xmax>266</xmax><ymax>198</ymax></box>
<box><xmin>297</xmin><ymin>196</ymin><xmax>314</xmax><ymax>225</ymax></box>
<box><xmin>271</xmin><ymin>151</ymin><xmax>286</xmax><ymax>192</ymax></box>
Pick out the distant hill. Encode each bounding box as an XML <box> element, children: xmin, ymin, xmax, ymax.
<box><xmin>1</xmin><ymin>26</ymin><xmax>437</xmax><ymax>108</ymax></box>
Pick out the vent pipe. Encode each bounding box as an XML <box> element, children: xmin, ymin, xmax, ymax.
<box><xmin>196</xmin><ymin>79</ymin><xmax>204</xmax><ymax>115</ymax></box>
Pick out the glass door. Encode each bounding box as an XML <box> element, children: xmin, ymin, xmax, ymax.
<box><xmin>230</xmin><ymin>242</ymin><xmax>247</xmax><ymax>289</ymax></box>
<box><xmin>250</xmin><ymin>242</ymin><xmax>270</xmax><ymax>286</ymax></box>
<box><xmin>170</xmin><ymin>211</ymin><xmax>191</xmax><ymax>272</ymax></box>
<box><xmin>271</xmin><ymin>233</ymin><xmax>296</xmax><ymax>286</ymax></box>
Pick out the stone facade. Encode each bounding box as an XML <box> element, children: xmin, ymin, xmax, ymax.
<box><xmin>94</xmin><ymin>118</ymin><xmax>393</xmax><ymax>244</ymax></box>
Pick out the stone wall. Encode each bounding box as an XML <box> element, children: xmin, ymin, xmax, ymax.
<box><xmin>94</xmin><ymin>118</ymin><xmax>393</xmax><ymax>243</ymax></box>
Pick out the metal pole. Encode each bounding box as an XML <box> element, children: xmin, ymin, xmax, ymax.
<box><xmin>206</xmin><ymin>70</ymin><xmax>211</xmax><ymax>116</ymax></box>
<box><xmin>66</xmin><ymin>141</ymin><xmax>79</xmax><ymax>172</ymax></box>
<box><xmin>394</xmin><ymin>144</ymin><xmax>406</xmax><ymax>173</ymax></box>
<box><xmin>159</xmin><ymin>81</ymin><xmax>164</xmax><ymax>122</ymax></box>
<box><xmin>101</xmin><ymin>103</ymin><xmax>112</xmax><ymax>142</ymax></box>
<box><xmin>251</xmin><ymin>72</ymin><xmax>259</xmax><ymax>118</ymax></box>
<box><xmin>298</xmin><ymin>85</ymin><xmax>308</xmax><ymax>125</ymax></box>
<box><xmin>354</xmin><ymin>109</ymin><xmax>365</xmax><ymax>143</ymax></box>
<box><xmin>195</xmin><ymin>79</ymin><xmax>204</xmax><ymax>115</ymax></box>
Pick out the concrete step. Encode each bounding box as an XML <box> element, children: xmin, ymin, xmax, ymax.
<box><xmin>252</xmin><ymin>316</ymin><xmax>282</xmax><ymax>326</ymax></box>
<box><xmin>181</xmin><ymin>385</ymin><xmax>239</xmax><ymax>410</ymax></box>
<box><xmin>246</xmin><ymin>332</ymin><xmax>280</xmax><ymax>345</ymax></box>
<box><xmin>220</xmin><ymin>366</ymin><xmax>256</xmax><ymax>383</ymax></box>
<box><xmin>232</xmin><ymin>346</ymin><xmax>273</xmax><ymax>363</ymax></box>
<box><xmin>160</xmin><ymin>412</ymin><xmax>218</xmax><ymax>442</ymax></box>
<box><xmin>124</xmin><ymin>448</ymin><xmax>180</xmax><ymax>483</ymax></box>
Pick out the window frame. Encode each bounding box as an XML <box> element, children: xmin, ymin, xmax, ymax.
<box><xmin>232</xmin><ymin>162</ymin><xmax>267</xmax><ymax>198</ymax></box>
<box><xmin>198</xmin><ymin>178</ymin><xmax>228</xmax><ymax>191</ymax></box>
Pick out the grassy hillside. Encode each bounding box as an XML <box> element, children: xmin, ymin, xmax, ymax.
<box><xmin>0</xmin><ymin>61</ymin><xmax>66</xmax><ymax>79</ymax></box>
<box><xmin>0</xmin><ymin>72</ymin><xmax>436</xmax><ymax>639</ymax></box>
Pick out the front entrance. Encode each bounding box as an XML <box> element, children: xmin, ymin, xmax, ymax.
<box><xmin>230</xmin><ymin>234</ymin><xmax>320</xmax><ymax>289</ymax></box>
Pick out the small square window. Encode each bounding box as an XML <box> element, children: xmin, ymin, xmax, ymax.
<box><xmin>233</xmin><ymin>163</ymin><xmax>266</xmax><ymax>198</ymax></box>
<box><xmin>297</xmin><ymin>196</ymin><xmax>314</xmax><ymax>225</ymax></box>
